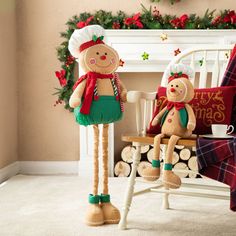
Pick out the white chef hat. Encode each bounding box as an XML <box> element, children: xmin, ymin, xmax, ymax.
<box><xmin>68</xmin><ymin>25</ymin><xmax>105</xmax><ymax>58</ymax></box>
<box><xmin>165</xmin><ymin>63</ymin><xmax>194</xmax><ymax>83</ymax></box>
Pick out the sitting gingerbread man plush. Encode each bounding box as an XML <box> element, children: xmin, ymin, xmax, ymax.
<box><xmin>68</xmin><ymin>25</ymin><xmax>127</xmax><ymax>226</ymax></box>
<box><xmin>143</xmin><ymin>64</ymin><xmax>196</xmax><ymax>189</ymax></box>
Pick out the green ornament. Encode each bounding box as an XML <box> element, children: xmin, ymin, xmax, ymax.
<box><xmin>199</xmin><ymin>58</ymin><xmax>204</xmax><ymax>66</ymax></box>
<box><xmin>142</xmin><ymin>52</ymin><xmax>149</xmax><ymax>60</ymax></box>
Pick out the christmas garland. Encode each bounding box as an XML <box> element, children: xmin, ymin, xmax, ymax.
<box><xmin>54</xmin><ymin>5</ymin><xmax>236</xmax><ymax>111</ymax></box>
<box><xmin>150</xmin><ymin>0</ymin><xmax>182</xmax><ymax>4</ymax></box>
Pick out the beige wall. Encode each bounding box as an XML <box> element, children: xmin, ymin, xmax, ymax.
<box><xmin>0</xmin><ymin>0</ymin><xmax>18</xmax><ymax>168</ymax></box>
<box><xmin>15</xmin><ymin>0</ymin><xmax>235</xmax><ymax>162</ymax></box>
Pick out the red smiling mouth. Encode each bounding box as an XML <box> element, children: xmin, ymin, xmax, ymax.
<box><xmin>95</xmin><ymin>62</ymin><xmax>111</xmax><ymax>68</ymax></box>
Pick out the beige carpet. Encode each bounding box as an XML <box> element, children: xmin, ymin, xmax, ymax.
<box><xmin>0</xmin><ymin>175</ymin><xmax>235</xmax><ymax>236</ymax></box>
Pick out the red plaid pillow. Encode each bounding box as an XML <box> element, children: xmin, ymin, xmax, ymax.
<box><xmin>148</xmin><ymin>86</ymin><xmax>236</xmax><ymax>135</ymax></box>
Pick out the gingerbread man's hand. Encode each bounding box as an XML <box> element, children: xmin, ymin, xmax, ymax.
<box><xmin>187</xmin><ymin>122</ymin><xmax>195</xmax><ymax>132</ymax></box>
<box><xmin>120</xmin><ymin>90</ymin><xmax>127</xmax><ymax>103</ymax></box>
<box><xmin>151</xmin><ymin>117</ymin><xmax>160</xmax><ymax>126</ymax></box>
<box><xmin>69</xmin><ymin>97</ymin><xmax>81</xmax><ymax>108</ymax></box>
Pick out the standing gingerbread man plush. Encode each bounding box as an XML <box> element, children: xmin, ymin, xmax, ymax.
<box><xmin>68</xmin><ymin>25</ymin><xmax>127</xmax><ymax>226</ymax></box>
<box><xmin>143</xmin><ymin>64</ymin><xmax>196</xmax><ymax>189</ymax></box>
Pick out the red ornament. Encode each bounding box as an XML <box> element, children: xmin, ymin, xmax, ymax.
<box><xmin>55</xmin><ymin>69</ymin><xmax>67</xmax><ymax>87</ymax></box>
<box><xmin>76</xmin><ymin>16</ymin><xmax>94</xmax><ymax>29</ymax></box>
<box><xmin>119</xmin><ymin>59</ymin><xmax>125</xmax><ymax>67</ymax></box>
<box><xmin>174</xmin><ymin>48</ymin><xmax>181</xmax><ymax>56</ymax></box>
<box><xmin>124</xmin><ymin>13</ymin><xmax>143</xmax><ymax>29</ymax></box>
<box><xmin>112</xmin><ymin>22</ymin><xmax>121</xmax><ymax>29</ymax></box>
<box><xmin>212</xmin><ymin>16</ymin><xmax>222</xmax><ymax>26</ymax></box>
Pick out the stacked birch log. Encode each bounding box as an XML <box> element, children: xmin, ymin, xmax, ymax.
<box><xmin>114</xmin><ymin>145</ymin><xmax>199</xmax><ymax>178</ymax></box>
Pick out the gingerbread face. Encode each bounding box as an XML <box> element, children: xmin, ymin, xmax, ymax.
<box><xmin>80</xmin><ymin>44</ymin><xmax>119</xmax><ymax>74</ymax></box>
<box><xmin>167</xmin><ymin>77</ymin><xmax>194</xmax><ymax>103</ymax></box>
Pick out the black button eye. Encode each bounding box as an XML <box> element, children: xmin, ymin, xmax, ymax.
<box><xmin>105</xmin><ymin>52</ymin><xmax>107</xmax><ymax>55</ymax></box>
<box><xmin>176</xmin><ymin>85</ymin><xmax>179</xmax><ymax>87</ymax></box>
<box><xmin>171</xmin><ymin>85</ymin><xmax>173</xmax><ymax>87</ymax></box>
<box><xmin>96</xmin><ymin>52</ymin><xmax>99</xmax><ymax>55</ymax></box>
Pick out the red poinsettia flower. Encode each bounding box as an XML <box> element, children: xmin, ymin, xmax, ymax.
<box><xmin>55</xmin><ymin>69</ymin><xmax>67</xmax><ymax>87</ymax></box>
<box><xmin>170</xmin><ymin>18</ymin><xmax>181</xmax><ymax>28</ymax></box>
<box><xmin>170</xmin><ymin>14</ymin><xmax>189</xmax><ymax>29</ymax></box>
<box><xmin>231</xmin><ymin>15</ymin><xmax>236</xmax><ymax>24</ymax></box>
<box><xmin>223</xmin><ymin>15</ymin><xmax>231</xmax><ymax>23</ymax></box>
<box><xmin>222</xmin><ymin>10</ymin><xmax>236</xmax><ymax>24</ymax></box>
<box><xmin>124</xmin><ymin>13</ymin><xmax>143</xmax><ymax>29</ymax></box>
<box><xmin>228</xmin><ymin>10</ymin><xmax>235</xmax><ymax>18</ymax></box>
<box><xmin>228</xmin><ymin>10</ymin><xmax>236</xmax><ymax>24</ymax></box>
<box><xmin>112</xmin><ymin>22</ymin><xmax>121</xmax><ymax>29</ymax></box>
<box><xmin>77</xmin><ymin>16</ymin><xmax>94</xmax><ymax>29</ymax></box>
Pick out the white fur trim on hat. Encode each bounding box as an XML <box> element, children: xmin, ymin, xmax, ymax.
<box><xmin>68</xmin><ymin>25</ymin><xmax>105</xmax><ymax>58</ymax></box>
<box><xmin>164</xmin><ymin>63</ymin><xmax>194</xmax><ymax>81</ymax></box>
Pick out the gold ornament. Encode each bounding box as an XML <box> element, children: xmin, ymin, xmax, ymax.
<box><xmin>160</xmin><ymin>33</ymin><xmax>168</xmax><ymax>41</ymax></box>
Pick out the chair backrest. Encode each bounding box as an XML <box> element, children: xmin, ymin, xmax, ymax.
<box><xmin>133</xmin><ymin>44</ymin><xmax>234</xmax><ymax>135</ymax></box>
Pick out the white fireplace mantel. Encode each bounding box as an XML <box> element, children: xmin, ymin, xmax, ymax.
<box><xmin>78</xmin><ymin>29</ymin><xmax>236</xmax><ymax>177</ymax></box>
<box><xmin>106</xmin><ymin>29</ymin><xmax>236</xmax><ymax>72</ymax></box>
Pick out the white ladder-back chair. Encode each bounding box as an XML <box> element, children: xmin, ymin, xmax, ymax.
<box><xmin>118</xmin><ymin>44</ymin><xmax>234</xmax><ymax>230</ymax></box>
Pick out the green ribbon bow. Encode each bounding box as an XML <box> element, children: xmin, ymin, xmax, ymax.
<box><xmin>92</xmin><ymin>34</ymin><xmax>104</xmax><ymax>42</ymax></box>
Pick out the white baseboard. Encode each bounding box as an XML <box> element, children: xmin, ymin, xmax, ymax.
<box><xmin>19</xmin><ymin>161</ymin><xmax>79</xmax><ymax>175</ymax></box>
<box><xmin>0</xmin><ymin>161</ymin><xmax>79</xmax><ymax>181</ymax></box>
<box><xmin>0</xmin><ymin>162</ymin><xmax>20</xmax><ymax>183</ymax></box>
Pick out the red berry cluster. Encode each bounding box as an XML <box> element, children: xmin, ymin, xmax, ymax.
<box><xmin>66</xmin><ymin>55</ymin><xmax>75</xmax><ymax>67</ymax></box>
<box><xmin>53</xmin><ymin>100</ymin><xmax>63</xmax><ymax>107</ymax></box>
<box><xmin>112</xmin><ymin>22</ymin><xmax>121</xmax><ymax>29</ymax></box>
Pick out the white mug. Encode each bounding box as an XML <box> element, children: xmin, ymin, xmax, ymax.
<box><xmin>211</xmin><ymin>124</ymin><xmax>234</xmax><ymax>137</ymax></box>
